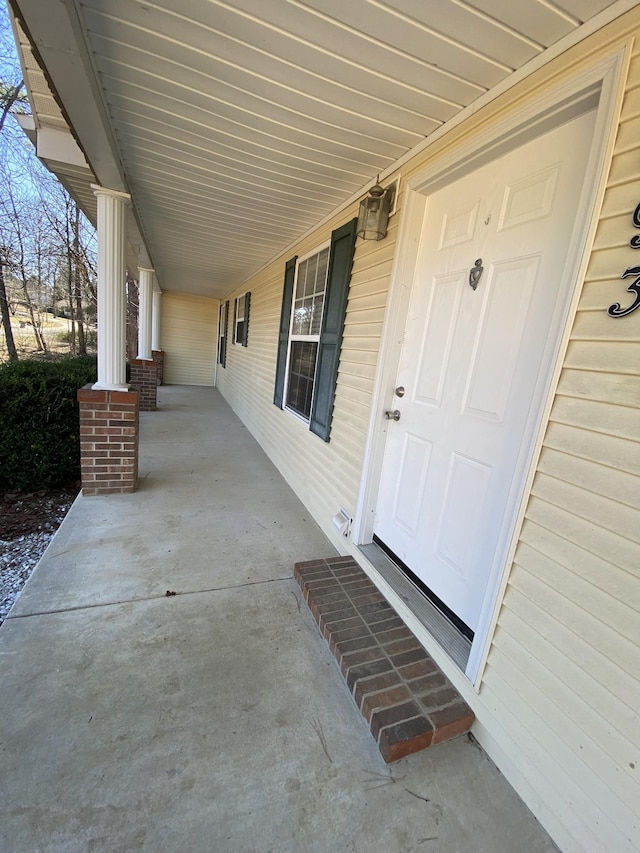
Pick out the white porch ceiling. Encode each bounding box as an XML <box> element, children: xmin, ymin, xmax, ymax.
<box><xmin>10</xmin><ymin>0</ymin><xmax>626</xmax><ymax>297</ymax></box>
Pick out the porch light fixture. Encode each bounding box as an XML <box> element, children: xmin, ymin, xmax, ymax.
<box><xmin>357</xmin><ymin>177</ymin><xmax>393</xmax><ymax>241</ymax></box>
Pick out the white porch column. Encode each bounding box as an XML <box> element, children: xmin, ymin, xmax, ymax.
<box><xmin>92</xmin><ymin>185</ymin><xmax>131</xmax><ymax>390</ymax></box>
<box><xmin>152</xmin><ymin>289</ymin><xmax>162</xmax><ymax>352</ymax></box>
<box><xmin>137</xmin><ymin>267</ymin><xmax>154</xmax><ymax>361</ymax></box>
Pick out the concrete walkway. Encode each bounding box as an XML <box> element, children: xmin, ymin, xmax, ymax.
<box><xmin>0</xmin><ymin>386</ymin><xmax>558</xmax><ymax>853</ymax></box>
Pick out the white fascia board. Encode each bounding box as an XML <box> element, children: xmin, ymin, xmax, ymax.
<box><xmin>15</xmin><ymin>113</ymin><xmax>36</xmax><ymax>146</ymax></box>
<box><xmin>36</xmin><ymin>126</ymin><xmax>88</xmax><ymax>170</ymax></box>
<box><xmin>15</xmin><ymin>113</ymin><xmax>35</xmax><ymax>132</ymax></box>
<box><xmin>12</xmin><ymin>0</ymin><xmax>124</xmax><ymax>191</ymax></box>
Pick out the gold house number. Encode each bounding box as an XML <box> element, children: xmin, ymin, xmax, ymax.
<box><xmin>607</xmin><ymin>202</ymin><xmax>640</xmax><ymax>318</ymax></box>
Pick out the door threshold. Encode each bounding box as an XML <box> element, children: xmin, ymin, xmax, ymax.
<box><xmin>359</xmin><ymin>542</ymin><xmax>472</xmax><ymax>672</ymax></box>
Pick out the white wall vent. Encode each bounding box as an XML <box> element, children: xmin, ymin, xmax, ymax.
<box><xmin>332</xmin><ymin>507</ymin><xmax>352</xmax><ymax>537</ymax></box>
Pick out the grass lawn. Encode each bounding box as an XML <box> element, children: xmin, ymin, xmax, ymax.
<box><xmin>0</xmin><ymin>309</ymin><xmax>96</xmax><ymax>362</ymax></box>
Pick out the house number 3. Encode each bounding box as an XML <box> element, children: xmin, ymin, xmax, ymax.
<box><xmin>607</xmin><ymin>202</ymin><xmax>640</xmax><ymax>318</ymax></box>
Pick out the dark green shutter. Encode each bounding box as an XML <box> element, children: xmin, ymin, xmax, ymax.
<box><xmin>242</xmin><ymin>292</ymin><xmax>251</xmax><ymax>347</ymax></box>
<box><xmin>273</xmin><ymin>256</ymin><xmax>297</xmax><ymax>407</ymax></box>
<box><xmin>309</xmin><ymin>218</ymin><xmax>358</xmax><ymax>441</ymax></box>
<box><xmin>217</xmin><ymin>305</ymin><xmax>222</xmax><ymax>365</ymax></box>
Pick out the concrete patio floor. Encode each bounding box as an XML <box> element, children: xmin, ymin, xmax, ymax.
<box><xmin>0</xmin><ymin>386</ymin><xmax>558</xmax><ymax>853</ymax></box>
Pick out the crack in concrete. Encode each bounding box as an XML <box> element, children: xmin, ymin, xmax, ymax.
<box><xmin>5</xmin><ymin>574</ymin><xmax>295</xmax><ymax>619</ymax></box>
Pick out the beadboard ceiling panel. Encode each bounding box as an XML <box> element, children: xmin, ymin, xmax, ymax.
<box><xmin>10</xmin><ymin>0</ymin><xmax>625</xmax><ymax>296</ymax></box>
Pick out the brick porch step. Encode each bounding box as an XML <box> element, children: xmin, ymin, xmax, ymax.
<box><xmin>294</xmin><ymin>556</ymin><xmax>474</xmax><ymax>763</ymax></box>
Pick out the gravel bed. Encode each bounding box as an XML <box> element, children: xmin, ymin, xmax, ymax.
<box><xmin>0</xmin><ymin>489</ymin><xmax>77</xmax><ymax>625</ymax></box>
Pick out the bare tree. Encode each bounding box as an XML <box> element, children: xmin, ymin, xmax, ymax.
<box><xmin>0</xmin><ymin>8</ymin><xmax>97</xmax><ymax>362</ymax></box>
<box><xmin>0</xmin><ymin>175</ymin><xmax>48</xmax><ymax>351</ymax></box>
<box><xmin>0</xmin><ymin>80</ymin><xmax>26</xmax><ymax>360</ymax></box>
<box><xmin>40</xmin><ymin>180</ymin><xmax>96</xmax><ymax>355</ymax></box>
<box><xmin>0</xmin><ymin>243</ymin><xmax>17</xmax><ymax>359</ymax></box>
<box><xmin>0</xmin><ymin>1</ymin><xmax>30</xmax><ymax>359</ymax></box>
<box><xmin>0</xmin><ymin>143</ymin><xmax>98</xmax><ymax>360</ymax></box>
<box><xmin>72</xmin><ymin>203</ymin><xmax>85</xmax><ymax>355</ymax></box>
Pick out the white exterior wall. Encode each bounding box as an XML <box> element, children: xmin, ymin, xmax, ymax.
<box><xmin>160</xmin><ymin>291</ymin><xmax>218</xmax><ymax>386</ymax></box>
<box><xmin>216</xmin><ymin>11</ymin><xmax>639</xmax><ymax>853</ymax></box>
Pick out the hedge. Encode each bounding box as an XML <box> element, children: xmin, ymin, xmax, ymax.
<box><xmin>0</xmin><ymin>357</ymin><xmax>98</xmax><ymax>491</ymax></box>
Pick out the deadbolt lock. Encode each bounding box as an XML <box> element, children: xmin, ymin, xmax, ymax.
<box><xmin>395</xmin><ymin>386</ymin><xmax>405</xmax><ymax>397</ymax></box>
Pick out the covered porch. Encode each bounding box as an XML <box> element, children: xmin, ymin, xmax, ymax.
<box><xmin>0</xmin><ymin>385</ymin><xmax>556</xmax><ymax>852</ymax></box>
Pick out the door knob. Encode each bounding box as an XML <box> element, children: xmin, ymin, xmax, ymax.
<box><xmin>384</xmin><ymin>409</ymin><xmax>401</xmax><ymax>421</ymax></box>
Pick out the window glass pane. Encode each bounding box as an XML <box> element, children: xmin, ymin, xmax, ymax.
<box><xmin>286</xmin><ymin>341</ymin><xmax>318</xmax><ymax>419</ymax></box>
<box><xmin>303</xmin><ymin>297</ymin><xmax>314</xmax><ymax>334</ymax></box>
<box><xmin>292</xmin><ymin>297</ymin><xmax>312</xmax><ymax>336</ymax></box>
<box><xmin>310</xmin><ymin>292</ymin><xmax>325</xmax><ymax>335</ymax></box>
<box><xmin>291</xmin><ymin>304</ymin><xmax>305</xmax><ymax>336</ymax></box>
<box><xmin>315</xmin><ymin>250</ymin><xmax>328</xmax><ymax>294</ymax></box>
<box><xmin>298</xmin><ymin>258</ymin><xmax>311</xmax><ymax>298</ymax></box>
<box><xmin>305</xmin><ymin>253</ymin><xmax>318</xmax><ymax>297</ymax></box>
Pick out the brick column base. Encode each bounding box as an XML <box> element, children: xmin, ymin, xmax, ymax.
<box><xmin>78</xmin><ymin>386</ymin><xmax>139</xmax><ymax>496</ymax></box>
<box><xmin>130</xmin><ymin>359</ymin><xmax>158</xmax><ymax>410</ymax></box>
<box><xmin>152</xmin><ymin>350</ymin><xmax>164</xmax><ymax>385</ymax></box>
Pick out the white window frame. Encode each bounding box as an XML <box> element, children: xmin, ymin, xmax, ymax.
<box><xmin>283</xmin><ymin>241</ymin><xmax>330</xmax><ymax>423</ymax></box>
<box><xmin>233</xmin><ymin>293</ymin><xmax>246</xmax><ymax>345</ymax></box>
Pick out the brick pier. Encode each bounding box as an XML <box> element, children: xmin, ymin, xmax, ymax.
<box><xmin>152</xmin><ymin>349</ymin><xmax>164</xmax><ymax>386</ymax></box>
<box><xmin>130</xmin><ymin>358</ymin><xmax>158</xmax><ymax>411</ymax></box>
<box><xmin>77</xmin><ymin>385</ymin><xmax>139</xmax><ymax>495</ymax></box>
<box><xmin>295</xmin><ymin>557</ymin><xmax>474</xmax><ymax>762</ymax></box>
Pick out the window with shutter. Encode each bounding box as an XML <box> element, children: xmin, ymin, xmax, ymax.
<box><xmin>273</xmin><ymin>218</ymin><xmax>357</xmax><ymax>441</ymax></box>
<box><xmin>233</xmin><ymin>292</ymin><xmax>251</xmax><ymax>346</ymax></box>
<box><xmin>217</xmin><ymin>301</ymin><xmax>228</xmax><ymax>367</ymax></box>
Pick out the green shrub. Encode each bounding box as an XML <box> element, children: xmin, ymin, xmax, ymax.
<box><xmin>0</xmin><ymin>356</ymin><xmax>97</xmax><ymax>491</ymax></box>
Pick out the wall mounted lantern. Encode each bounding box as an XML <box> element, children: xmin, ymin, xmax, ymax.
<box><xmin>356</xmin><ymin>177</ymin><xmax>394</xmax><ymax>241</ymax></box>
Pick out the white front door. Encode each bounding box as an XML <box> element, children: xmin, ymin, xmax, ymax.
<box><xmin>374</xmin><ymin>110</ymin><xmax>595</xmax><ymax>634</ymax></box>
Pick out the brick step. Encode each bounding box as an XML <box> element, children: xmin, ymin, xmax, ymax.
<box><xmin>294</xmin><ymin>556</ymin><xmax>474</xmax><ymax>763</ymax></box>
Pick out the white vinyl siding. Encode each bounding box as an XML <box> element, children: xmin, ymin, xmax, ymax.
<box><xmin>479</xmin><ymin>23</ymin><xmax>640</xmax><ymax>853</ymax></box>
<box><xmin>216</xmin><ymin>11</ymin><xmax>639</xmax><ymax>853</ymax></box>
<box><xmin>217</xmin><ymin>209</ymin><xmax>397</xmax><ymax>544</ymax></box>
<box><xmin>160</xmin><ymin>291</ymin><xmax>218</xmax><ymax>386</ymax></box>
